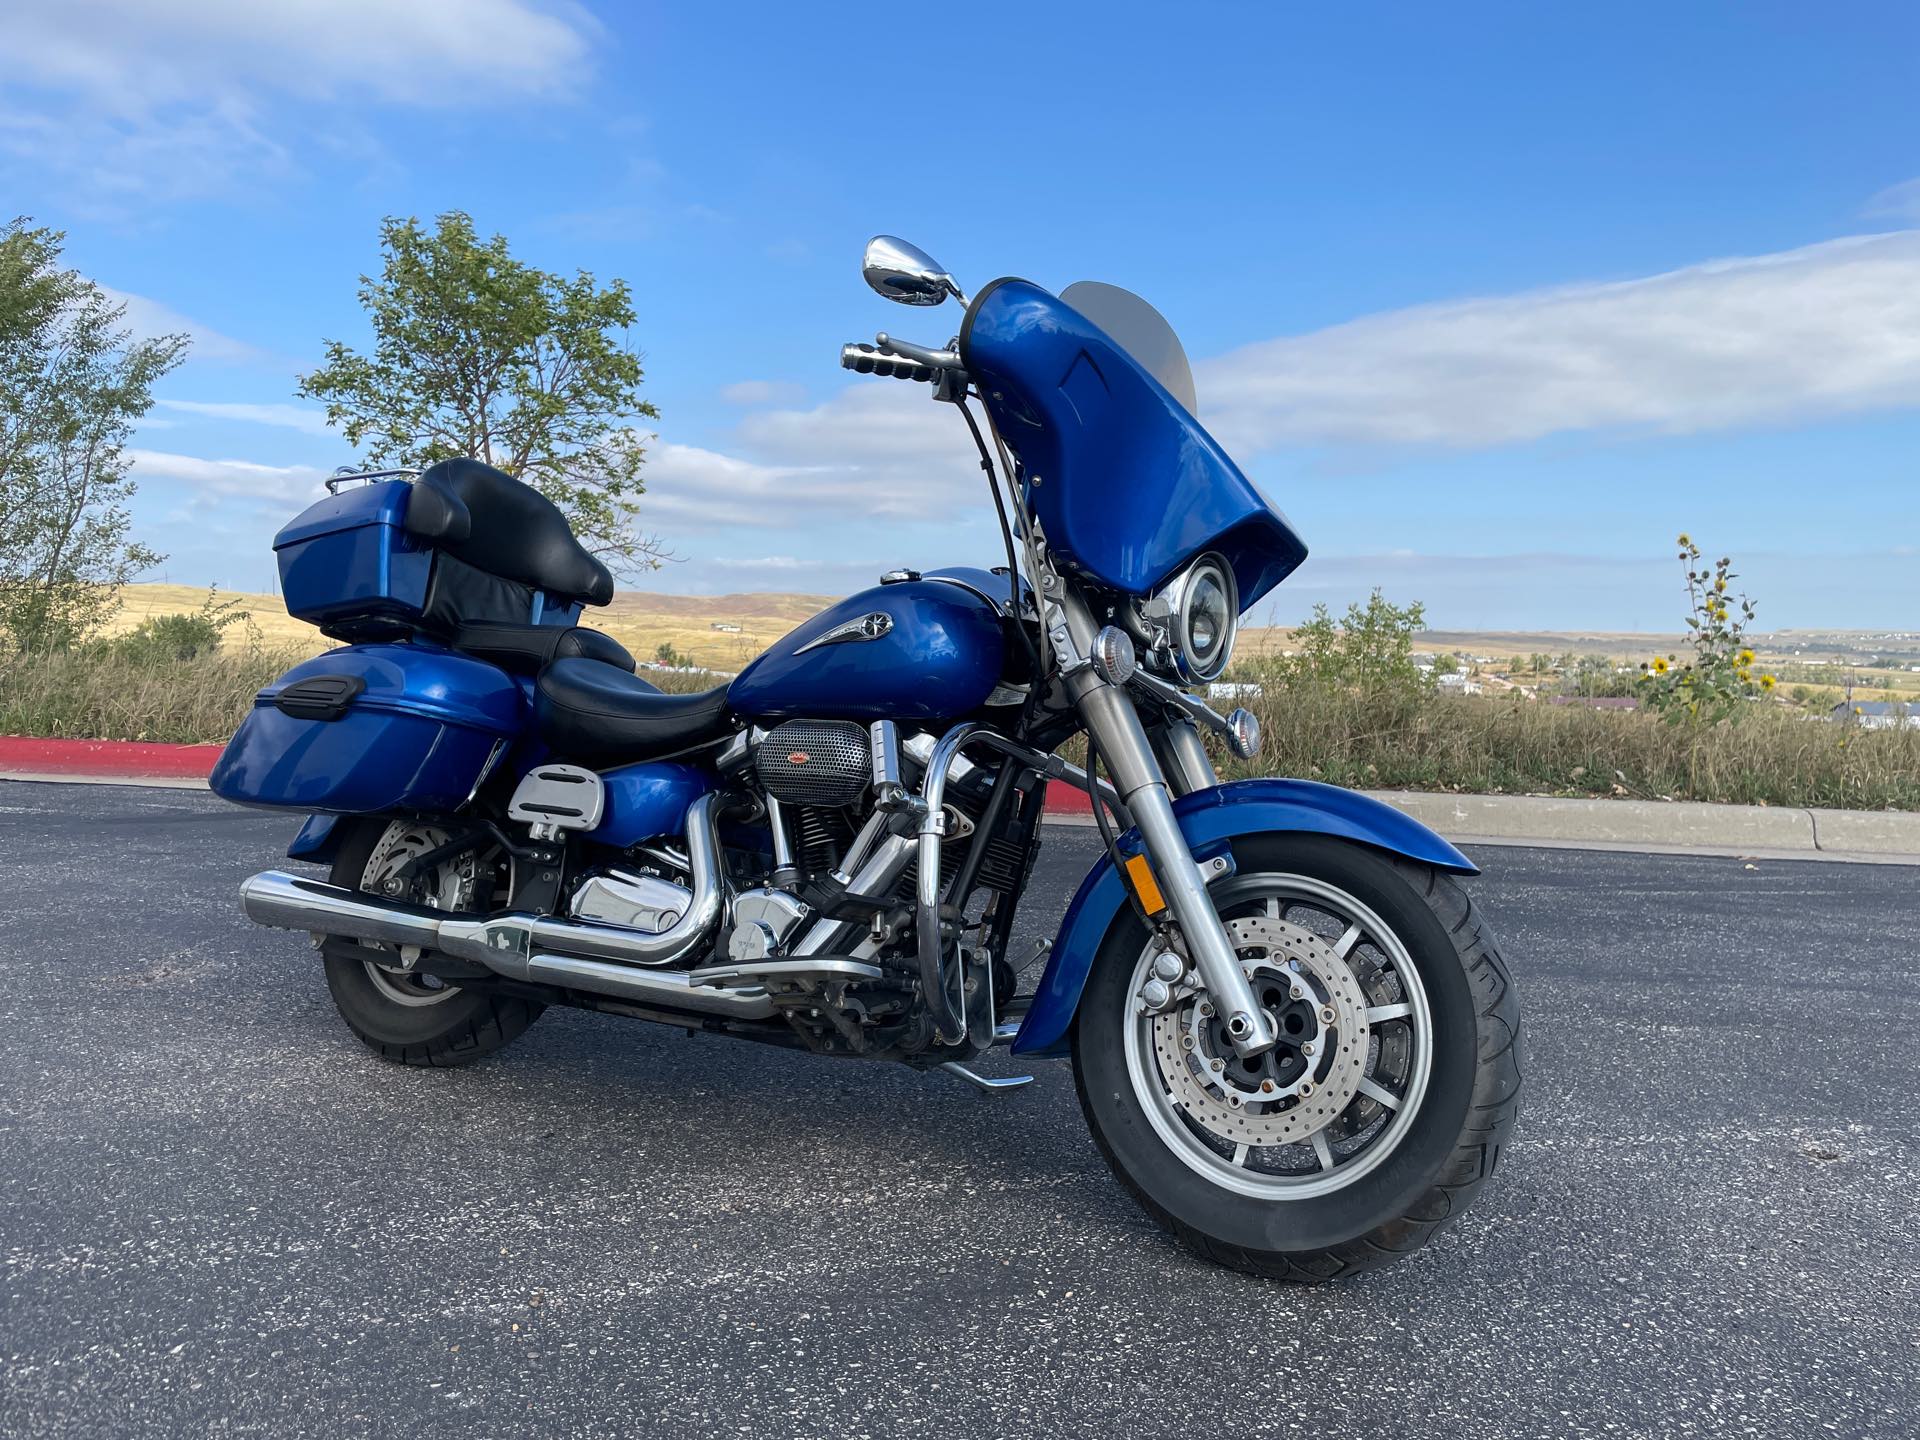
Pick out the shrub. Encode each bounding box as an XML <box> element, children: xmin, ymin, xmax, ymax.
<box><xmin>111</xmin><ymin>586</ymin><xmax>252</xmax><ymax>665</ymax></box>
<box><xmin>1257</xmin><ymin>589</ymin><xmax>1430</xmax><ymax>701</ymax></box>
<box><xmin>115</xmin><ymin>611</ymin><xmax>224</xmax><ymax>663</ymax></box>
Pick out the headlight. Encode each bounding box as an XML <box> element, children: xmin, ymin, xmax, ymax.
<box><xmin>1156</xmin><ymin>552</ymin><xmax>1239</xmax><ymax>683</ymax></box>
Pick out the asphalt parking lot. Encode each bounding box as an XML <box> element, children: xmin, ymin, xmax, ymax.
<box><xmin>3</xmin><ymin>780</ymin><xmax>1916</xmax><ymax>1438</ymax></box>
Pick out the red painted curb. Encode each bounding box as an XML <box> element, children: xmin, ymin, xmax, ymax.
<box><xmin>0</xmin><ymin>734</ymin><xmax>1101</xmax><ymax>813</ymax></box>
<box><xmin>1042</xmin><ymin>778</ymin><xmax>1092</xmax><ymax>814</ymax></box>
<box><xmin>0</xmin><ymin>735</ymin><xmax>224</xmax><ymax>779</ymax></box>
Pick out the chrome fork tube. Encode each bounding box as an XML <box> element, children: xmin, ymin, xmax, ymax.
<box><xmin>1059</xmin><ymin>595</ymin><xmax>1276</xmax><ymax>1057</ymax></box>
<box><xmin>1159</xmin><ymin>717</ymin><xmax>1218</xmax><ymax>798</ymax></box>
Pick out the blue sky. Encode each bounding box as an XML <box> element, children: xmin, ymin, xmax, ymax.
<box><xmin>4</xmin><ymin>1</ymin><xmax>1917</xmax><ymax>629</ymax></box>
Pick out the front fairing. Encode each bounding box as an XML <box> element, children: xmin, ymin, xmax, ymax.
<box><xmin>959</xmin><ymin>278</ymin><xmax>1307</xmax><ymax>606</ymax></box>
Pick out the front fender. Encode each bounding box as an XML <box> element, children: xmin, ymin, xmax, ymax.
<box><xmin>1011</xmin><ymin>779</ymin><xmax>1476</xmax><ymax>1057</ymax></box>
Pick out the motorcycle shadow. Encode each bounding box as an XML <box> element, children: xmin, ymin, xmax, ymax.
<box><xmin>502</xmin><ymin>1011</ymin><xmax>1107</xmax><ymax>1196</ymax></box>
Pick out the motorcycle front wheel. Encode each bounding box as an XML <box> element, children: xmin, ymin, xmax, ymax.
<box><xmin>1071</xmin><ymin>833</ymin><xmax>1522</xmax><ymax>1281</ymax></box>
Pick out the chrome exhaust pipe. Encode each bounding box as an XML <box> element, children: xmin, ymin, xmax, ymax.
<box><xmin>237</xmin><ymin>795</ymin><xmax>771</xmax><ymax>1020</ymax></box>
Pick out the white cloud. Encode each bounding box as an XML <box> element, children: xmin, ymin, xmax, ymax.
<box><xmin>129</xmin><ymin>448</ymin><xmax>327</xmax><ymax>505</ymax></box>
<box><xmin>0</xmin><ymin>1</ymin><xmax>591</xmax><ymax>106</ymax></box>
<box><xmin>100</xmin><ymin>287</ymin><xmax>264</xmax><ymax>365</ymax></box>
<box><xmin>1261</xmin><ymin>546</ymin><xmax>1920</xmax><ymax>631</ymax></box>
<box><xmin>1200</xmin><ymin>231</ymin><xmax>1920</xmax><ymax>452</ymax></box>
<box><xmin>155</xmin><ymin>400</ymin><xmax>333</xmax><ymax>435</ymax></box>
<box><xmin>0</xmin><ymin>0</ymin><xmax>597</xmax><ymax>204</ymax></box>
<box><xmin>654</xmin><ymin>227</ymin><xmax>1920</xmax><ymax>550</ymax></box>
<box><xmin>1864</xmin><ymin>178</ymin><xmax>1920</xmax><ymax>224</ymax></box>
<box><xmin>644</xmin><ymin>386</ymin><xmax>989</xmax><ymax>531</ymax></box>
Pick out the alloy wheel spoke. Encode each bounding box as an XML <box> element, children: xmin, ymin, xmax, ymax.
<box><xmin>1132</xmin><ymin>874</ymin><xmax>1433</xmax><ymax>1197</ymax></box>
<box><xmin>1357</xmin><ymin>1076</ymin><xmax>1402</xmax><ymax>1111</ymax></box>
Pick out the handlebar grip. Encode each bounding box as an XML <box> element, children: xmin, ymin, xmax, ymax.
<box><xmin>841</xmin><ymin>343</ymin><xmax>941</xmax><ymax>383</ymax></box>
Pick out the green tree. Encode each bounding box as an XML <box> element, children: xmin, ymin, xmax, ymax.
<box><xmin>1431</xmin><ymin>652</ymin><xmax>1460</xmax><ymax>676</ymax></box>
<box><xmin>1271</xmin><ymin>589</ymin><xmax>1429</xmax><ymax>699</ymax></box>
<box><xmin>299</xmin><ymin>211</ymin><xmax>666</xmax><ymax>576</ymax></box>
<box><xmin>1565</xmin><ymin>653</ymin><xmax>1635</xmax><ymax>698</ymax></box>
<box><xmin>0</xmin><ymin>219</ymin><xmax>187</xmax><ymax>652</ymax></box>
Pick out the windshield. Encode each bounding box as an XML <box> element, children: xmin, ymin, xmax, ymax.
<box><xmin>1058</xmin><ymin>280</ymin><xmax>1198</xmax><ymax>414</ymax></box>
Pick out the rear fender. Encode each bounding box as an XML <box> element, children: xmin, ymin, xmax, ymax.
<box><xmin>1012</xmin><ymin>779</ymin><xmax>1476</xmax><ymax>1057</ymax></box>
<box><xmin>287</xmin><ymin>813</ymin><xmax>346</xmax><ymax>864</ymax></box>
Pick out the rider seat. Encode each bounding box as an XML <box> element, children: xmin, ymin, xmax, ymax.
<box><xmin>450</xmin><ymin>621</ymin><xmax>636</xmax><ymax>677</ymax></box>
<box><xmin>534</xmin><ymin>657</ymin><xmax>734</xmax><ymax>764</ymax></box>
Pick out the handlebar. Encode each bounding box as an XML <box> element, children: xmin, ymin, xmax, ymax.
<box><xmin>840</xmin><ymin>334</ymin><xmax>967</xmax><ymax>385</ymax></box>
<box><xmin>841</xmin><ymin>343</ymin><xmax>944</xmax><ymax>383</ymax></box>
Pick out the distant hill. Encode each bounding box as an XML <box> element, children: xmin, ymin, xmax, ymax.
<box><xmin>108</xmin><ymin>584</ymin><xmax>838</xmax><ymax>667</ymax></box>
<box><xmin>108</xmin><ymin>585</ymin><xmax>1909</xmax><ymax>677</ymax></box>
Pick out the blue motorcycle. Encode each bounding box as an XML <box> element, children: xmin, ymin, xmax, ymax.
<box><xmin>219</xmin><ymin>237</ymin><xmax>1521</xmax><ymax>1279</ymax></box>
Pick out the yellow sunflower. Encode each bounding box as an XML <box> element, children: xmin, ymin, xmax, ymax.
<box><xmin>1651</xmin><ymin>656</ymin><xmax>1670</xmax><ymax>675</ymax></box>
<box><xmin>1737</xmin><ymin>648</ymin><xmax>1755</xmax><ymax>666</ymax></box>
<box><xmin>1760</xmin><ymin>674</ymin><xmax>1777</xmax><ymax>692</ymax></box>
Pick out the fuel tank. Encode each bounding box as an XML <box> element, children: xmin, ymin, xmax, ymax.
<box><xmin>727</xmin><ymin>577</ymin><xmax>1009</xmax><ymax>722</ymax></box>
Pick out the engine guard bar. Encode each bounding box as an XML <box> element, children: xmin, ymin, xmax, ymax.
<box><xmin>914</xmin><ymin>725</ymin><xmax>1127</xmax><ymax>1046</ymax></box>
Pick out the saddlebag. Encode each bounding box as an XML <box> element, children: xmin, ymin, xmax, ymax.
<box><xmin>210</xmin><ymin>643</ymin><xmax>525</xmax><ymax>814</ymax></box>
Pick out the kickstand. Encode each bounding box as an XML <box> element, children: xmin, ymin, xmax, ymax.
<box><xmin>939</xmin><ymin>1061</ymin><xmax>1035</xmax><ymax>1093</ymax></box>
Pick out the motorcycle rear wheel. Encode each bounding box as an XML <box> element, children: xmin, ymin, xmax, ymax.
<box><xmin>320</xmin><ymin>817</ymin><xmax>543</xmax><ymax>1068</ymax></box>
<box><xmin>1071</xmin><ymin>833</ymin><xmax>1521</xmax><ymax>1280</ymax></box>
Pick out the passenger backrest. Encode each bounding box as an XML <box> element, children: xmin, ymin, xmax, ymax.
<box><xmin>404</xmin><ymin>459</ymin><xmax>615</xmax><ymax>609</ymax></box>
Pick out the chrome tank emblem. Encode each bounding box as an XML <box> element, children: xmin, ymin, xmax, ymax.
<box><xmin>794</xmin><ymin>610</ymin><xmax>893</xmax><ymax>654</ymax></box>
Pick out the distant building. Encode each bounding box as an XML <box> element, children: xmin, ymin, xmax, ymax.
<box><xmin>710</xmin><ymin>622</ymin><xmax>742</xmax><ymax>632</ymax></box>
<box><xmin>1550</xmin><ymin>696</ymin><xmax>1640</xmax><ymax>711</ymax></box>
<box><xmin>1832</xmin><ymin>700</ymin><xmax>1920</xmax><ymax>730</ymax></box>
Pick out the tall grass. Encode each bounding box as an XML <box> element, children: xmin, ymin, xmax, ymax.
<box><xmin>4</xmin><ymin>651</ymin><xmax>1915</xmax><ymax>811</ymax></box>
<box><xmin>0</xmin><ymin>648</ymin><xmax>724</xmax><ymax>747</ymax></box>
<box><xmin>0</xmin><ymin>648</ymin><xmax>303</xmax><ymax>745</ymax></box>
<box><xmin>1219</xmin><ymin>685</ymin><xmax>1920</xmax><ymax>811</ymax></box>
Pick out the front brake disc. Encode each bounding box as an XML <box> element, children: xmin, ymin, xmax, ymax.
<box><xmin>1150</xmin><ymin>915</ymin><xmax>1371</xmax><ymax>1147</ymax></box>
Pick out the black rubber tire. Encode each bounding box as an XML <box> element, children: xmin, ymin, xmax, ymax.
<box><xmin>1071</xmin><ymin>833</ymin><xmax>1522</xmax><ymax>1282</ymax></box>
<box><xmin>319</xmin><ymin>818</ymin><xmax>543</xmax><ymax>1068</ymax></box>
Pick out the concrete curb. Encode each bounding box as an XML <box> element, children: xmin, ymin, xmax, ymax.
<box><xmin>4</xmin><ymin>735</ymin><xmax>1916</xmax><ymax>865</ymax></box>
<box><xmin>1039</xmin><ymin>788</ymin><xmax>1920</xmax><ymax>864</ymax></box>
<box><xmin>1364</xmin><ymin>790</ymin><xmax>1920</xmax><ymax>861</ymax></box>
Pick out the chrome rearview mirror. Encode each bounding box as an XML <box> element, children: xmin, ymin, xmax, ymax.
<box><xmin>862</xmin><ymin>235</ymin><xmax>966</xmax><ymax>307</ymax></box>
